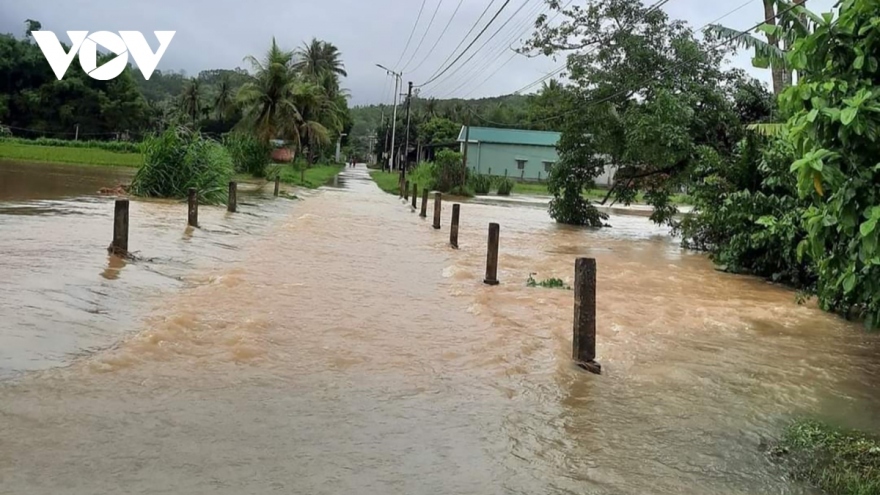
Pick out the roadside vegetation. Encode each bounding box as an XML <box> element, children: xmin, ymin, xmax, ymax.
<box><xmin>772</xmin><ymin>420</ymin><xmax>880</xmax><ymax>495</ymax></box>
<box><xmin>0</xmin><ymin>141</ymin><xmax>143</xmax><ymax>167</ymax></box>
<box><xmin>275</xmin><ymin>162</ymin><xmax>344</xmax><ymax>189</ymax></box>
<box><xmin>0</xmin><ymin>21</ymin><xmax>352</xmax><ymax>202</ymax></box>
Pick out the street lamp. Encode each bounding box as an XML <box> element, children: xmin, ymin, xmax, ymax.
<box><xmin>376</xmin><ymin>64</ymin><xmax>403</xmax><ymax>173</ymax></box>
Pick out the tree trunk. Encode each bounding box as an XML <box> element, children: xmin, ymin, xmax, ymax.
<box><xmin>763</xmin><ymin>0</ymin><xmax>785</xmax><ymax>95</ymax></box>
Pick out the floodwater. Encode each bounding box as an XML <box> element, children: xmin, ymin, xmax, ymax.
<box><xmin>0</xmin><ymin>162</ymin><xmax>878</xmax><ymax>494</ymax></box>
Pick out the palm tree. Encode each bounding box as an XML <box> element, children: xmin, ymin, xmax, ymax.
<box><xmin>180</xmin><ymin>78</ymin><xmax>201</xmax><ymax>126</ymax></box>
<box><xmin>214</xmin><ymin>76</ymin><xmax>234</xmax><ymax>120</ymax></box>
<box><xmin>291</xmin><ymin>81</ymin><xmax>333</xmax><ymax>169</ymax></box>
<box><xmin>236</xmin><ymin>38</ymin><xmax>301</xmax><ymax>144</ymax></box>
<box><xmin>294</xmin><ymin>38</ymin><xmax>347</xmax><ymax>81</ymax></box>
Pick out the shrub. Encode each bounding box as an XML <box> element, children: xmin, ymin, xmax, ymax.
<box><xmin>408</xmin><ymin>161</ymin><xmax>437</xmax><ymax>191</ymax></box>
<box><xmin>496</xmin><ymin>177</ymin><xmax>514</xmax><ymax>196</ymax></box>
<box><xmin>433</xmin><ymin>149</ymin><xmax>466</xmax><ymax>192</ymax></box>
<box><xmin>470</xmin><ymin>173</ymin><xmax>492</xmax><ymax>194</ymax></box>
<box><xmin>224</xmin><ymin>133</ymin><xmax>271</xmax><ymax>177</ymax></box>
<box><xmin>130</xmin><ymin>127</ymin><xmax>234</xmax><ymax>204</ymax></box>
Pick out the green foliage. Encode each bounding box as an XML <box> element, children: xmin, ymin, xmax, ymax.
<box><xmin>130</xmin><ymin>127</ymin><xmax>234</xmax><ymax>204</ymax></box>
<box><xmin>771</xmin><ymin>420</ymin><xmax>880</xmax><ymax>495</ymax></box>
<box><xmin>369</xmin><ymin>170</ymin><xmax>402</xmax><ymax>195</ymax></box>
<box><xmin>432</xmin><ymin>149</ymin><xmax>467</xmax><ymax>193</ymax></box>
<box><xmin>526</xmin><ymin>274</ymin><xmax>571</xmax><ymax>290</ymax></box>
<box><xmin>277</xmin><ymin>163</ymin><xmax>343</xmax><ymax>188</ymax></box>
<box><xmin>0</xmin><ymin>137</ymin><xmax>140</xmax><ymax>153</ymax></box>
<box><xmin>496</xmin><ymin>177</ymin><xmax>514</xmax><ymax>196</ymax></box>
<box><xmin>469</xmin><ymin>173</ymin><xmax>492</xmax><ymax>195</ymax></box>
<box><xmin>781</xmin><ymin>0</ymin><xmax>880</xmax><ymax>327</ymax></box>
<box><xmin>680</xmin><ymin>138</ymin><xmax>815</xmax><ymax>288</ymax></box>
<box><xmin>408</xmin><ymin>162</ymin><xmax>437</xmax><ymax>191</ymax></box>
<box><xmin>417</xmin><ymin>117</ymin><xmax>460</xmax><ymax>144</ymax></box>
<box><xmin>525</xmin><ymin>0</ymin><xmax>757</xmax><ymax>227</ymax></box>
<box><xmin>224</xmin><ymin>133</ymin><xmax>271</xmax><ymax>177</ymax></box>
<box><xmin>0</xmin><ymin>141</ymin><xmax>143</xmax><ymax>167</ymax></box>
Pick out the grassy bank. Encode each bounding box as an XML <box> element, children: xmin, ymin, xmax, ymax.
<box><xmin>0</xmin><ymin>142</ymin><xmax>143</xmax><ymax>167</ymax></box>
<box><xmin>772</xmin><ymin>420</ymin><xmax>880</xmax><ymax>495</ymax></box>
<box><xmin>370</xmin><ymin>170</ymin><xmax>402</xmax><ymax>195</ymax></box>
<box><xmin>277</xmin><ymin>163</ymin><xmax>344</xmax><ymax>189</ymax></box>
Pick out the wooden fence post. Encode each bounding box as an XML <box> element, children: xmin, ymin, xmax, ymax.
<box><xmin>228</xmin><ymin>181</ymin><xmax>237</xmax><ymax>213</ymax></box>
<box><xmin>573</xmin><ymin>258</ymin><xmax>601</xmax><ymax>374</ymax></box>
<box><xmin>483</xmin><ymin>223</ymin><xmax>500</xmax><ymax>285</ymax></box>
<box><xmin>420</xmin><ymin>189</ymin><xmax>429</xmax><ymax>218</ymax></box>
<box><xmin>187</xmin><ymin>188</ymin><xmax>198</xmax><ymax>227</ymax></box>
<box><xmin>412</xmin><ymin>183</ymin><xmax>418</xmax><ymax>209</ymax></box>
<box><xmin>450</xmin><ymin>204</ymin><xmax>460</xmax><ymax>248</ymax></box>
<box><xmin>110</xmin><ymin>198</ymin><xmax>129</xmax><ymax>255</ymax></box>
<box><xmin>404</xmin><ymin>180</ymin><xmax>410</xmax><ymax>201</ymax></box>
<box><xmin>433</xmin><ymin>192</ymin><xmax>442</xmax><ymax>229</ymax></box>
<box><xmin>274</xmin><ymin>175</ymin><xmax>280</xmax><ymax>197</ymax></box>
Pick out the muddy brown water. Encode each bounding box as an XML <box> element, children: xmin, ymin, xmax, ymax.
<box><xmin>0</xmin><ymin>161</ymin><xmax>878</xmax><ymax>494</ymax></box>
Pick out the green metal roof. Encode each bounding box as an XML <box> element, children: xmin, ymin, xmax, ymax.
<box><xmin>457</xmin><ymin>126</ymin><xmax>560</xmax><ymax>147</ymax></box>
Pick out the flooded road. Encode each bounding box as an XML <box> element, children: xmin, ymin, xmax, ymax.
<box><xmin>1</xmin><ymin>163</ymin><xmax>878</xmax><ymax>494</ymax></box>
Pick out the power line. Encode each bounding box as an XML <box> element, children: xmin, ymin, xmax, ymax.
<box><xmin>416</xmin><ymin>0</ymin><xmax>514</xmax><ymax>88</ymax></box>
<box><xmin>393</xmin><ymin>0</ymin><xmax>429</xmax><ymax>71</ymax></box>
<box><xmin>421</xmin><ymin>0</ymin><xmax>536</xmax><ymax>95</ymax></box>
<box><xmin>406</xmin><ymin>0</ymin><xmax>466</xmax><ymax>74</ymax></box>
<box><xmin>420</xmin><ymin>0</ymin><xmax>499</xmax><ymax>84</ymax></box>
<box><xmin>401</xmin><ymin>0</ymin><xmax>446</xmax><ymax>72</ymax></box>
<box><xmin>434</xmin><ymin>2</ymin><xmax>547</xmax><ymax>97</ymax></box>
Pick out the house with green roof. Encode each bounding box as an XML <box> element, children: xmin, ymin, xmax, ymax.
<box><xmin>457</xmin><ymin>126</ymin><xmax>616</xmax><ymax>185</ymax></box>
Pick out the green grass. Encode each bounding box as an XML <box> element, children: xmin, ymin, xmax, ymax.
<box><xmin>370</xmin><ymin>170</ymin><xmax>403</xmax><ymax>195</ymax></box>
<box><xmin>0</xmin><ymin>142</ymin><xmax>143</xmax><ymax>167</ymax></box>
<box><xmin>771</xmin><ymin>420</ymin><xmax>880</xmax><ymax>495</ymax></box>
<box><xmin>274</xmin><ymin>163</ymin><xmax>344</xmax><ymax>189</ymax></box>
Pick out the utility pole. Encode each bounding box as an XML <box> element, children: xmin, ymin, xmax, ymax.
<box><xmin>461</xmin><ymin>116</ymin><xmax>471</xmax><ymax>186</ymax></box>
<box><xmin>377</xmin><ymin>64</ymin><xmax>402</xmax><ymax>173</ymax></box>
<box><xmin>74</xmin><ymin>123</ymin><xmax>79</xmax><ymax>141</ymax></box>
<box><xmin>402</xmin><ymin>81</ymin><xmax>413</xmax><ymax>183</ymax></box>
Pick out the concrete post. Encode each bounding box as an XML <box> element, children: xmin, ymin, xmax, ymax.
<box><xmin>420</xmin><ymin>189</ymin><xmax>429</xmax><ymax>218</ymax></box>
<box><xmin>450</xmin><ymin>204</ymin><xmax>460</xmax><ymax>249</ymax></box>
<box><xmin>110</xmin><ymin>198</ymin><xmax>129</xmax><ymax>255</ymax></box>
<box><xmin>433</xmin><ymin>192</ymin><xmax>442</xmax><ymax>230</ymax></box>
<box><xmin>573</xmin><ymin>258</ymin><xmax>601</xmax><ymax>374</ymax></box>
<box><xmin>274</xmin><ymin>175</ymin><xmax>281</xmax><ymax>197</ymax></box>
<box><xmin>483</xmin><ymin>223</ymin><xmax>500</xmax><ymax>285</ymax></box>
<box><xmin>187</xmin><ymin>188</ymin><xmax>198</xmax><ymax>227</ymax></box>
<box><xmin>227</xmin><ymin>181</ymin><xmax>237</xmax><ymax>213</ymax></box>
<box><xmin>412</xmin><ymin>183</ymin><xmax>418</xmax><ymax>209</ymax></box>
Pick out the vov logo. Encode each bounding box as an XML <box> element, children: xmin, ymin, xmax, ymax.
<box><xmin>32</xmin><ymin>31</ymin><xmax>175</xmax><ymax>81</ymax></box>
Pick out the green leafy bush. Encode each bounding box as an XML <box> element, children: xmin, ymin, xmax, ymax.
<box><xmin>782</xmin><ymin>1</ymin><xmax>880</xmax><ymax>327</ymax></box>
<box><xmin>408</xmin><ymin>161</ymin><xmax>437</xmax><ymax>192</ymax></box>
<box><xmin>432</xmin><ymin>149</ymin><xmax>466</xmax><ymax>193</ymax></box>
<box><xmin>470</xmin><ymin>173</ymin><xmax>492</xmax><ymax>195</ymax></box>
<box><xmin>526</xmin><ymin>274</ymin><xmax>571</xmax><ymax>290</ymax></box>
<box><xmin>130</xmin><ymin>127</ymin><xmax>234</xmax><ymax>204</ymax></box>
<box><xmin>224</xmin><ymin>133</ymin><xmax>271</xmax><ymax>177</ymax></box>
<box><xmin>496</xmin><ymin>177</ymin><xmax>514</xmax><ymax>196</ymax></box>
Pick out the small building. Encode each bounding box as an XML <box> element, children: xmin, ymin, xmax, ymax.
<box><xmin>457</xmin><ymin>126</ymin><xmax>616</xmax><ymax>186</ymax></box>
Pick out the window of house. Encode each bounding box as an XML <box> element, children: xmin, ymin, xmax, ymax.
<box><xmin>516</xmin><ymin>159</ymin><xmax>527</xmax><ymax>170</ymax></box>
<box><xmin>543</xmin><ymin>161</ymin><xmax>555</xmax><ymax>172</ymax></box>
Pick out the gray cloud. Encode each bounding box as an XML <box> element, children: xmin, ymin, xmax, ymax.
<box><xmin>0</xmin><ymin>0</ymin><xmax>838</xmax><ymax>105</ymax></box>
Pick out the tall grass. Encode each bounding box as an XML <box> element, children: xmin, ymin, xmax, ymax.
<box><xmin>130</xmin><ymin>127</ymin><xmax>234</xmax><ymax>204</ymax></box>
<box><xmin>0</xmin><ymin>136</ymin><xmax>141</xmax><ymax>153</ymax></box>
<box><xmin>408</xmin><ymin>162</ymin><xmax>436</xmax><ymax>191</ymax></box>
<box><xmin>224</xmin><ymin>133</ymin><xmax>271</xmax><ymax>177</ymax></box>
<box><xmin>0</xmin><ymin>141</ymin><xmax>143</xmax><ymax>167</ymax></box>
<box><xmin>496</xmin><ymin>177</ymin><xmax>514</xmax><ymax>196</ymax></box>
<box><xmin>470</xmin><ymin>173</ymin><xmax>492</xmax><ymax>195</ymax></box>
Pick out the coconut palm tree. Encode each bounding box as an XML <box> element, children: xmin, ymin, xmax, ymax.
<box><xmin>294</xmin><ymin>38</ymin><xmax>348</xmax><ymax>81</ymax></box>
<box><xmin>214</xmin><ymin>76</ymin><xmax>234</xmax><ymax>120</ymax></box>
<box><xmin>180</xmin><ymin>78</ymin><xmax>201</xmax><ymax>126</ymax></box>
<box><xmin>236</xmin><ymin>38</ymin><xmax>301</xmax><ymax>144</ymax></box>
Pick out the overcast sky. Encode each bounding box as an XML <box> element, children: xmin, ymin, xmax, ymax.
<box><xmin>1</xmin><ymin>0</ymin><xmax>838</xmax><ymax>106</ymax></box>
